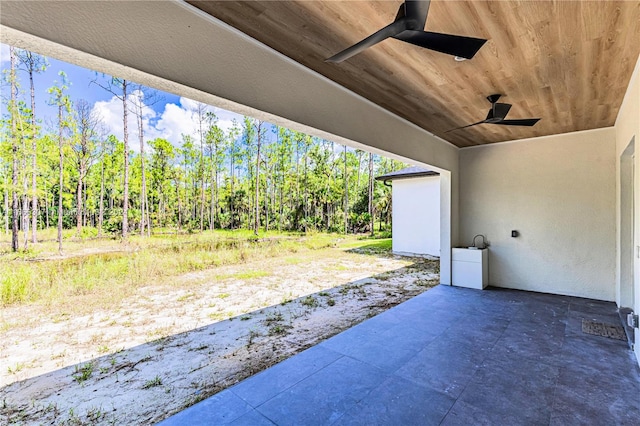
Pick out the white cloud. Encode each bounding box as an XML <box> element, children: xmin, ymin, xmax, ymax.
<box><xmin>154</xmin><ymin>101</ymin><xmax>197</xmax><ymax>145</ymax></box>
<box><xmin>210</xmin><ymin>106</ymin><xmax>243</xmax><ymax>135</ymax></box>
<box><xmin>91</xmin><ymin>94</ymin><xmax>244</xmax><ymax>151</ymax></box>
<box><xmin>0</xmin><ymin>44</ymin><xmax>10</xmax><ymax>64</ymax></box>
<box><xmin>91</xmin><ymin>90</ymin><xmax>158</xmax><ymax>152</ymax></box>
<box><xmin>154</xmin><ymin>97</ymin><xmax>244</xmax><ymax>145</ymax></box>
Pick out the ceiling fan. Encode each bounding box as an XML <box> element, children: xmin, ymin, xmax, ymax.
<box><xmin>446</xmin><ymin>94</ymin><xmax>541</xmax><ymax>133</ymax></box>
<box><xmin>326</xmin><ymin>0</ymin><xmax>487</xmax><ymax>63</ymax></box>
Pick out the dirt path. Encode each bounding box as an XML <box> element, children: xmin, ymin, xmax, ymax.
<box><xmin>0</xmin><ymin>247</ymin><xmax>438</xmax><ymax>425</ymax></box>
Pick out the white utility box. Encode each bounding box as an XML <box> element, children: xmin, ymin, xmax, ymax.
<box><xmin>452</xmin><ymin>248</ymin><xmax>488</xmax><ymax>289</ymax></box>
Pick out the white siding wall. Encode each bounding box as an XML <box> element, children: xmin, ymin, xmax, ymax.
<box><xmin>392</xmin><ymin>176</ymin><xmax>441</xmax><ymax>257</ymax></box>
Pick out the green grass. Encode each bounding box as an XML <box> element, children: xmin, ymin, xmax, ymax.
<box><xmin>72</xmin><ymin>362</ymin><xmax>94</xmax><ymax>383</ymax></box>
<box><xmin>142</xmin><ymin>375</ymin><xmax>163</xmax><ymax>389</ymax></box>
<box><xmin>301</xmin><ymin>296</ymin><xmax>319</xmax><ymax>308</ymax></box>
<box><xmin>215</xmin><ymin>270</ymin><xmax>270</xmax><ymax>281</ymax></box>
<box><xmin>0</xmin><ymin>229</ymin><xmax>393</xmax><ymax>309</ymax></box>
<box><xmin>341</xmin><ymin>238</ymin><xmax>392</xmax><ymax>250</ymax></box>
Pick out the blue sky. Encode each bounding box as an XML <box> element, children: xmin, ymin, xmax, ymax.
<box><xmin>1</xmin><ymin>43</ymin><xmax>246</xmax><ymax>150</ymax></box>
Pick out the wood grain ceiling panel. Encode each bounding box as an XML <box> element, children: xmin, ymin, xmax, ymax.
<box><xmin>189</xmin><ymin>1</ymin><xmax>640</xmax><ymax>148</ymax></box>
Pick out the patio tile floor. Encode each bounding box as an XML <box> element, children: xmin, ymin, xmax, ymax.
<box><xmin>159</xmin><ymin>285</ymin><xmax>640</xmax><ymax>425</ymax></box>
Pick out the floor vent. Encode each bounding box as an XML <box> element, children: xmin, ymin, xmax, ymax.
<box><xmin>581</xmin><ymin>320</ymin><xmax>627</xmax><ymax>341</ymax></box>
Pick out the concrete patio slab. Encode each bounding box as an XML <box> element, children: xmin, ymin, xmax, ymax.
<box><xmin>159</xmin><ymin>285</ymin><xmax>640</xmax><ymax>425</ymax></box>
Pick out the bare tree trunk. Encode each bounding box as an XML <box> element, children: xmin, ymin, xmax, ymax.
<box><xmin>29</xmin><ymin>67</ymin><xmax>38</xmax><ymax>243</ymax></box>
<box><xmin>22</xmin><ymin>140</ymin><xmax>29</xmax><ymax>250</ymax></box>
<box><xmin>278</xmin><ymin>180</ymin><xmax>283</xmax><ymax>232</ymax></box>
<box><xmin>368</xmin><ymin>152</ymin><xmax>374</xmax><ymax>236</ymax></box>
<box><xmin>303</xmin><ymin>143</ymin><xmax>308</xmax><ymax>233</ymax></box>
<box><xmin>44</xmin><ymin>181</ymin><xmax>49</xmax><ymax>229</ymax></box>
<box><xmin>57</xmin><ymin>102</ymin><xmax>64</xmax><ymax>254</ymax></box>
<box><xmin>10</xmin><ymin>47</ymin><xmax>19</xmax><ymax>252</ymax></box>
<box><xmin>76</xmin><ymin>165</ymin><xmax>84</xmax><ymax>236</ymax></box>
<box><xmin>264</xmin><ymin>173</ymin><xmax>269</xmax><ymax>233</ymax></box>
<box><xmin>210</xmin><ymin>145</ymin><xmax>216</xmax><ymax>231</ymax></box>
<box><xmin>137</xmin><ymin>109</ymin><xmax>149</xmax><ymax>236</ymax></box>
<box><xmin>175</xmin><ymin>175</ymin><xmax>182</xmax><ymax>233</ymax></box>
<box><xmin>229</xmin><ymin>141</ymin><xmax>235</xmax><ymax>229</ymax></box>
<box><xmin>3</xmin><ymin>175</ymin><xmax>8</xmax><ymax>236</ymax></box>
<box><xmin>356</xmin><ymin>150</ymin><xmax>362</xmax><ymax>190</ymax></box>
<box><xmin>343</xmin><ymin>145</ymin><xmax>348</xmax><ymax>235</ymax></box>
<box><xmin>145</xmin><ymin>191</ymin><xmax>150</xmax><ymax>237</ymax></box>
<box><xmin>196</xmin><ymin>104</ymin><xmax>206</xmax><ymax>232</ymax></box>
<box><xmin>121</xmin><ymin>80</ymin><xmax>129</xmax><ymax>239</ymax></box>
<box><xmin>98</xmin><ymin>159</ymin><xmax>104</xmax><ymax>236</ymax></box>
<box><xmin>254</xmin><ymin>123</ymin><xmax>262</xmax><ymax>236</ymax></box>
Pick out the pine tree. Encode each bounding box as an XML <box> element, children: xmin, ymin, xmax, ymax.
<box><xmin>9</xmin><ymin>46</ymin><xmax>19</xmax><ymax>251</ymax></box>
<box><xmin>16</xmin><ymin>49</ymin><xmax>47</xmax><ymax>243</ymax></box>
<box><xmin>48</xmin><ymin>71</ymin><xmax>71</xmax><ymax>253</ymax></box>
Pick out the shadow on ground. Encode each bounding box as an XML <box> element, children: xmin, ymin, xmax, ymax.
<box><xmin>1</xmin><ymin>257</ymin><xmax>439</xmax><ymax>425</ymax></box>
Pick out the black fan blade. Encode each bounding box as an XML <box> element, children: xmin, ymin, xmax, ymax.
<box><xmin>326</xmin><ymin>20</ymin><xmax>407</xmax><ymax>63</ymax></box>
<box><xmin>393</xmin><ymin>30</ymin><xmax>487</xmax><ymax>59</ymax></box>
<box><xmin>493</xmin><ymin>103</ymin><xmax>512</xmax><ymax>120</ymax></box>
<box><xmin>494</xmin><ymin>118</ymin><xmax>541</xmax><ymax>127</ymax></box>
<box><xmin>404</xmin><ymin>0</ymin><xmax>431</xmax><ymax>30</ymax></box>
<box><xmin>444</xmin><ymin>120</ymin><xmax>486</xmax><ymax>133</ymax></box>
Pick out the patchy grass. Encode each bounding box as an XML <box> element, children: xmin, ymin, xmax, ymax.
<box><xmin>1</xmin><ymin>235</ymin><xmax>441</xmax><ymax>425</ymax></box>
<box><xmin>216</xmin><ymin>270</ymin><xmax>270</xmax><ymax>281</ymax></box>
<box><xmin>142</xmin><ymin>375</ymin><xmax>163</xmax><ymax>389</ymax></box>
<box><xmin>343</xmin><ymin>238</ymin><xmax>392</xmax><ymax>252</ymax></box>
<box><xmin>72</xmin><ymin>362</ymin><xmax>94</xmax><ymax>384</ymax></box>
<box><xmin>0</xmin><ymin>230</ymin><xmax>381</xmax><ymax>309</ymax></box>
<box><xmin>301</xmin><ymin>296</ymin><xmax>319</xmax><ymax>308</ymax></box>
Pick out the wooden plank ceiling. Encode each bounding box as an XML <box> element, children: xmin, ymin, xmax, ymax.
<box><xmin>189</xmin><ymin>1</ymin><xmax>640</xmax><ymax>148</ymax></box>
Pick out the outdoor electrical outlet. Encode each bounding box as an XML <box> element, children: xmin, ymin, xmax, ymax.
<box><xmin>511</xmin><ymin>230</ymin><xmax>519</xmax><ymax>237</ymax></box>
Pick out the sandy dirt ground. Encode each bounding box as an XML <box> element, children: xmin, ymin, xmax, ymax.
<box><xmin>0</xmin><ymin>246</ymin><xmax>439</xmax><ymax>425</ymax></box>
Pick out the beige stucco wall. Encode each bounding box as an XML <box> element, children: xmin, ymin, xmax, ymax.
<box><xmin>459</xmin><ymin>128</ymin><xmax>617</xmax><ymax>301</ymax></box>
<box><xmin>614</xmin><ymin>53</ymin><xmax>640</xmax><ymax>364</ymax></box>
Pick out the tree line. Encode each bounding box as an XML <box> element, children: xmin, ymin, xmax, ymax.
<box><xmin>1</xmin><ymin>46</ymin><xmax>407</xmax><ymax>253</ymax></box>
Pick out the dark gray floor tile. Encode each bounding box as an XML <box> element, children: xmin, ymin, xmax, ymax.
<box><xmin>551</xmin><ymin>369</ymin><xmax>640</xmax><ymax>426</ymax></box>
<box><xmin>228</xmin><ymin>409</ymin><xmax>276</xmax><ymax>426</ymax></box>
<box><xmin>162</xmin><ymin>286</ymin><xmax>640</xmax><ymax>425</ymax></box>
<box><xmin>489</xmin><ymin>320</ymin><xmax>566</xmax><ymax>366</ymax></box>
<box><xmin>444</xmin><ymin>316</ymin><xmax>509</xmax><ymax>345</ymax></box>
<box><xmin>568</xmin><ymin>297</ymin><xmax>619</xmax><ymax>316</ymax></box>
<box><xmin>511</xmin><ymin>302</ymin><xmax>569</xmax><ymax>327</ymax></box>
<box><xmin>231</xmin><ymin>345</ymin><xmax>343</xmax><ymax>407</ymax></box>
<box><xmin>441</xmin><ymin>400</ymin><xmax>532</xmax><ymax>426</ymax></box>
<box><xmin>321</xmin><ymin>322</ymin><xmax>440</xmax><ymax>373</ymax></box>
<box><xmin>158</xmin><ymin>389</ymin><xmax>252</xmax><ymax>425</ymax></box>
<box><xmin>395</xmin><ymin>336</ymin><xmax>485</xmax><ymax>398</ymax></box>
<box><xmin>388</xmin><ymin>308</ymin><xmax>466</xmax><ymax>336</ymax></box>
<box><xmin>560</xmin><ymin>334</ymin><xmax>637</xmax><ymax>378</ymax></box>
<box><xmin>355</xmin><ymin>307</ymin><xmax>404</xmax><ymax>330</ymax></box>
<box><xmin>333</xmin><ymin>375</ymin><xmax>455</xmax><ymax>426</ymax></box>
<box><xmin>256</xmin><ymin>356</ymin><xmax>388</xmax><ymax>426</ymax></box>
<box><xmin>456</xmin><ymin>357</ymin><xmax>559</xmax><ymax>424</ymax></box>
